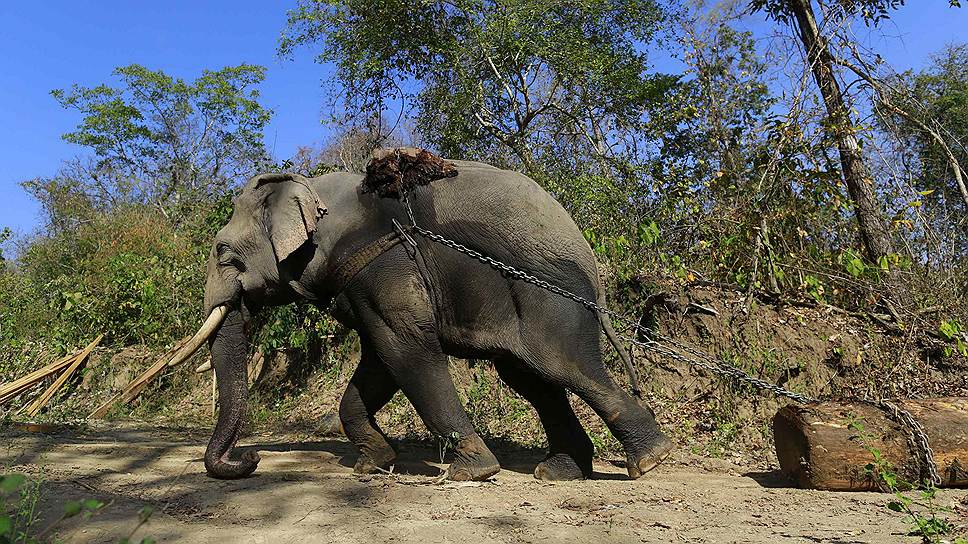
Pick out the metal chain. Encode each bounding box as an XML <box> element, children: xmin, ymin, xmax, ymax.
<box><xmin>876</xmin><ymin>400</ymin><xmax>942</xmax><ymax>486</ymax></box>
<box><xmin>394</xmin><ymin>195</ymin><xmax>938</xmax><ymax>484</ymax></box>
<box><xmin>394</xmin><ymin>202</ymin><xmax>817</xmax><ymax>404</ymax></box>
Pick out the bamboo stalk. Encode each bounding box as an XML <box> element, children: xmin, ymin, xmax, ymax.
<box><xmin>120</xmin><ymin>342</ymin><xmax>186</xmax><ymax>404</ymax></box>
<box><xmin>87</xmin><ymin>390</ymin><xmax>124</xmax><ymax>419</ymax></box>
<box><xmin>87</xmin><ymin>336</ymin><xmax>190</xmax><ymax>419</ymax></box>
<box><xmin>0</xmin><ymin>350</ymin><xmax>86</xmax><ymax>406</ymax></box>
<box><xmin>247</xmin><ymin>350</ymin><xmax>264</xmax><ymax>385</ymax></box>
<box><xmin>24</xmin><ymin>335</ymin><xmax>103</xmax><ymax>417</ymax></box>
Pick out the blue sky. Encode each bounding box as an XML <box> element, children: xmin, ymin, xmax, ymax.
<box><xmin>0</xmin><ymin>2</ymin><xmax>965</xmax><ymax>237</ymax></box>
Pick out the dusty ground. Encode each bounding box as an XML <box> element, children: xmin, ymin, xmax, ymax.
<box><xmin>3</xmin><ymin>423</ymin><xmax>966</xmax><ymax>544</ymax></box>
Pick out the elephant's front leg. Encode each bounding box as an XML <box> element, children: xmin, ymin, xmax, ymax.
<box><xmin>339</xmin><ymin>345</ymin><xmax>400</xmax><ymax>474</ymax></box>
<box><xmin>347</xmin><ymin>250</ymin><xmax>499</xmax><ymax>480</ymax></box>
<box><xmin>399</xmin><ymin>356</ymin><xmax>501</xmax><ymax>481</ymax></box>
<box><xmin>366</xmin><ymin>329</ymin><xmax>500</xmax><ymax>481</ymax></box>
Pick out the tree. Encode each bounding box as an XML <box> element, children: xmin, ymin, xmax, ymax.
<box><xmin>0</xmin><ymin>227</ymin><xmax>11</xmax><ymax>265</ymax></box>
<box><xmin>279</xmin><ymin>0</ymin><xmax>675</xmax><ymax>178</ymax></box>
<box><xmin>886</xmin><ymin>45</ymin><xmax>968</xmax><ymax>217</ymax></box>
<box><xmin>673</xmin><ymin>1</ymin><xmax>785</xmax><ymax>291</ymax></box>
<box><xmin>749</xmin><ymin>0</ymin><xmax>901</xmax><ymax>263</ymax></box>
<box><xmin>42</xmin><ymin>64</ymin><xmax>273</xmax><ymax>218</ymax></box>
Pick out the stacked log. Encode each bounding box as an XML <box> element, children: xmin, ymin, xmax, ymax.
<box><xmin>24</xmin><ymin>335</ymin><xmax>103</xmax><ymax>416</ymax></box>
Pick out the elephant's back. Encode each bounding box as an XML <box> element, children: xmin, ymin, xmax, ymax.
<box><xmin>417</xmin><ymin>161</ymin><xmax>601</xmax><ymax>296</ymax></box>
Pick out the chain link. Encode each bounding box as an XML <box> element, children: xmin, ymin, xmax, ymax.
<box><xmin>876</xmin><ymin>400</ymin><xmax>942</xmax><ymax>486</ymax></box>
<box><xmin>395</xmin><ymin>213</ymin><xmax>818</xmax><ymax>404</ymax></box>
<box><xmin>394</xmin><ymin>195</ymin><xmax>939</xmax><ymax>486</ymax></box>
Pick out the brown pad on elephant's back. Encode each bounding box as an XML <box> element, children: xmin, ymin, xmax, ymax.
<box><xmin>361</xmin><ymin>147</ymin><xmax>458</xmax><ymax>198</ymax></box>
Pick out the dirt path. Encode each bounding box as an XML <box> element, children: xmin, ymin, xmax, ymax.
<box><xmin>2</xmin><ymin>423</ymin><xmax>965</xmax><ymax>543</ymax></box>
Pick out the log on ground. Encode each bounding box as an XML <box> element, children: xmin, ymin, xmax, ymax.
<box><xmin>773</xmin><ymin>398</ymin><xmax>968</xmax><ymax>491</ymax></box>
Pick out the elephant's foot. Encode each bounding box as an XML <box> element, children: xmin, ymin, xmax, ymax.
<box><xmin>534</xmin><ymin>453</ymin><xmax>591</xmax><ymax>481</ymax></box>
<box><xmin>626</xmin><ymin>432</ymin><xmax>674</xmax><ymax>479</ymax></box>
<box><xmin>446</xmin><ymin>434</ymin><xmax>500</xmax><ymax>481</ymax></box>
<box><xmin>353</xmin><ymin>443</ymin><xmax>397</xmax><ymax>474</ymax></box>
<box><xmin>320</xmin><ymin>412</ymin><xmax>344</xmax><ymax>436</ymax></box>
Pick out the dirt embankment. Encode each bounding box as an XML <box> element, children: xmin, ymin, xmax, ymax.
<box><xmin>6</xmin><ymin>283</ymin><xmax>967</xmax><ymax>468</ymax></box>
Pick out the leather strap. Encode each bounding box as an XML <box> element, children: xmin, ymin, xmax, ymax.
<box><xmin>324</xmin><ymin>231</ymin><xmax>404</xmax><ymax>299</ymax></box>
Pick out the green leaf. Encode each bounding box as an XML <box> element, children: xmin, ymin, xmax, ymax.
<box><xmin>843</xmin><ymin>252</ymin><xmax>865</xmax><ymax>278</ymax></box>
<box><xmin>939</xmin><ymin>320</ymin><xmax>958</xmax><ymax>339</ymax></box>
<box><xmin>0</xmin><ymin>514</ymin><xmax>11</xmax><ymax>535</ymax></box>
<box><xmin>138</xmin><ymin>505</ymin><xmax>155</xmax><ymax>522</ymax></box>
<box><xmin>64</xmin><ymin>500</ymin><xmax>82</xmax><ymax>517</ymax></box>
<box><xmin>639</xmin><ymin>220</ymin><xmax>660</xmax><ymax>247</ymax></box>
<box><xmin>0</xmin><ymin>475</ymin><xmax>25</xmax><ymax>494</ymax></box>
<box><xmin>886</xmin><ymin>501</ymin><xmax>905</xmax><ymax>512</ymax></box>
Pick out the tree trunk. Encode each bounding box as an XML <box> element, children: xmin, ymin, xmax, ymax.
<box><xmin>773</xmin><ymin>398</ymin><xmax>968</xmax><ymax>491</ymax></box>
<box><xmin>788</xmin><ymin>0</ymin><xmax>895</xmax><ymax>263</ymax></box>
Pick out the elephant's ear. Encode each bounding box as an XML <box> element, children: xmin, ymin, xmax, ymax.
<box><xmin>253</xmin><ymin>173</ymin><xmax>328</xmax><ymax>262</ymax></box>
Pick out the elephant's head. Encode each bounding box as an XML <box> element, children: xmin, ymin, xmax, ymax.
<box><xmin>167</xmin><ymin>172</ymin><xmax>326</xmax><ymax>479</ymax></box>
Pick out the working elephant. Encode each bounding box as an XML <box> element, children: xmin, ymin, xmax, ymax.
<box><xmin>169</xmin><ymin>153</ymin><xmax>673</xmax><ymax>481</ymax></box>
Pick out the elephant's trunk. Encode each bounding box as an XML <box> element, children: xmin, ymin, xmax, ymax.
<box><xmin>204</xmin><ymin>307</ymin><xmax>260</xmax><ymax>479</ymax></box>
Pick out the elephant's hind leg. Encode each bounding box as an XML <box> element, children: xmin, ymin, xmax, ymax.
<box><xmin>339</xmin><ymin>346</ymin><xmax>400</xmax><ymax>474</ymax></box>
<box><xmin>566</xmin><ymin>367</ymin><xmax>673</xmax><ymax>479</ymax></box>
<box><xmin>515</xmin><ymin>289</ymin><xmax>673</xmax><ymax>479</ymax></box>
<box><xmin>495</xmin><ymin>360</ymin><xmax>593</xmax><ymax>480</ymax></box>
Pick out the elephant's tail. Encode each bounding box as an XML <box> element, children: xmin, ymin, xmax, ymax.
<box><xmin>598</xmin><ymin>297</ymin><xmax>643</xmax><ymax>400</ymax></box>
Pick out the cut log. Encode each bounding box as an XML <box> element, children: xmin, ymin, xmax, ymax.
<box><xmin>773</xmin><ymin>398</ymin><xmax>968</xmax><ymax>491</ymax></box>
<box><xmin>24</xmin><ymin>335</ymin><xmax>103</xmax><ymax>417</ymax></box>
<box><xmin>87</xmin><ymin>336</ymin><xmax>190</xmax><ymax>419</ymax></box>
<box><xmin>0</xmin><ymin>347</ymin><xmax>91</xmax><ymax>405</ymax></box>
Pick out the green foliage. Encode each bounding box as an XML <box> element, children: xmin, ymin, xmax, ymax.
<box><xmin>884</xmin><ymin>44</ymin><xmax>968</xmax><ymax>256</ymax></box>
<box><xmin>938</xmin><ymin>320</ymin><xmax>968</xmax><ymax>357</ymax></box>
<box><xmin>0</xmin><ymin>472</ymin><xmax>156</xmax><ymax>544</ymax></box>
<box><xmin>0</xmin><ymin>472</ymin><xmax>103</xmax><ymax>544</ymax></box>
<box><xmin>0</xmin><ymin>228</ymin><xmax>12</xmax><ymax>264</ymax></box>
<box><xmin>849</xmin><ymin>420</ymin><xmax>958</xmax><ymax>542</ymax></box>
<box><xmin>280</xmin><ymin>0</ymin><xmax>675</xmax><ymax>174</ymax></box>
<box><xmin>1</xmin><ymin>473</ymin><xmax>43</xmax><ymax>544</ymax></box>
<box><xmin>41</xmin><ymin>64</ymin><xmax>272</xmax><ymax>220</ymax></box>
<box><xmin>750</xmin><ymin>0</ymin><xmax>958</xmax><ymax>26</ymax></box>
<box><xmin>281</xmin><ymin>0</ymin><xmax>668</xmax><ymax>127</ymax></box>
<box><xmin>3</xmin><ymin>63</ymin><xmax>282</xmax><ymax>374</ymax></box>
<box><xmin>2</xmin><ymin>205</ymin><xmax>216</xmax><ymax>352</ymax></box>
<box><xmin>253</xmin><ymin>302</ymin><xmax>341</xmax><ymax>353</ymax></box>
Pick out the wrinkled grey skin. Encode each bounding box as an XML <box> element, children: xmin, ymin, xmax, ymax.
<box><xmin>203</xmin><ymin>161</ymin><xmax>672</xmax><ymax>481</ymax></box>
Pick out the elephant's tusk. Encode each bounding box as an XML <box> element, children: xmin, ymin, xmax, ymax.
<box><xmin>195</xmin><ymin>359</ymin><xmax>212</xmax><ymax>373</ymax></box>
<box><xmin>166</xmin><ymin>306</ymin><xmax>228</xmax><ymax>367</ymax></box>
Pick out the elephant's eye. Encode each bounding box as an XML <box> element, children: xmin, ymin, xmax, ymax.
<box><xmin>216</xmin><ymin>244</ymin><xmax>238</xmax><ymax>266</ymax></box>
<box><xmin>219</xmin><ymin>255</ymin><xmax>246</xmax><ymax>271</ymax></box>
